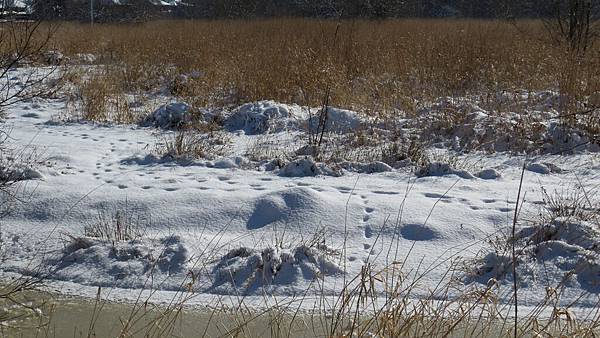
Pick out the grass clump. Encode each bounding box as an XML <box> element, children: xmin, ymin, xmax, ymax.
<box><xmin>83</xmin><ymin>205</ymin><xmax>147</xmax><ymax>244</ymax></box>
<box><xmin>155</xmin><ymin>127</ymin><xmax>231</xmax><ymax>161</ymax></box>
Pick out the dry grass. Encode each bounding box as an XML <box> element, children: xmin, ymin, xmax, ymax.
<box><xmin>155</xmin><ymin>127</ymin><xmax>231</xmax><ymax>161</ymax></box>
<box><xmin>50</xmin><ymin>19</ymin><xmax>599</xmax><ymax>115</ymax></box>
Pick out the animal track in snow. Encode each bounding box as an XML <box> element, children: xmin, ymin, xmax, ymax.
<box><xmin>400</xmin><ymin>223</ymin><xmax>439</xmax><ymax>241</ymax></box>
<box><xmin>424</xmin><ymin>192</ymin><xmax>452</xmax><ymax>200</ymax></box>
<box><xmin>336</xmin><ymin>186</ymin><xmax>353</xmax><ymax>193</ymax></box>
<box><xmin>372</xmin><ymin>190</ymin><xmax>399</xmax><ymax>195</ymax></box>
<box><xmin>364</xmin><ymin>225</ymin><xmax>374</xmax><ymax>238</ymax></box>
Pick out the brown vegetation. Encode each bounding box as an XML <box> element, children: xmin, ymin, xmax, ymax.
<box><xmin>51</xmin><ymin>19</ymin><xmax>600</xmax><ymax>116</ymax></box>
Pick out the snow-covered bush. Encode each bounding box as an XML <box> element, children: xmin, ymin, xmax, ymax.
<box><xmin>278</xmin><ymin>157</ymin><xmax>341</xmax><ymax>177</ymax></box>
<box><xmin>307</xmin><ymin>106</ymin><xmax>364</xmax><ymax>135</ymax></box>
<box><xmin>144</xmin><ymin>102</ymin><xmax>192</xmax><ymax>129</ymax></box>
<box><xmin>57</xmin><ymin>235</ymin><xmax>188</xmax><ymax>290</ymax></box>
<box><xmin>416</xmin><ymin>162</ymin><xmax>474</xmax><ymax>179</ymax></box>
<box><xmin>225</xmin><ymin>101</ymin><xmax>305</xmax><ymax>135</ymax></box>
<box><xmin>466</xmin><ymin>218</ymin><xmax>600</xmax><ymax>293</ymax></box>
<box><xmin>212</xmin><ymin>243</ymin><xmax>341</xmax><ymax>292</ymax></box>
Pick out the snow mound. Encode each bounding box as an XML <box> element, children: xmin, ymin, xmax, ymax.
<box><xmin>211</xmin><ymin>156</ymin><xmax>249</xmax><ymax>169</ymax></box>
<box><xmin>526</xmin><ymin>162</ymin><xmax>551</xmax><ymax>175</ymax></box>
<box><xmin>542</xmin><ymin>122</ymin><xmax>598</xmax><ymax>154</ymax></box>
<box><xmin>341</xmin><ymin>161</ymin><xmax>393</xmax><ymax>174</ymax></box>
<box><xmin>476</xmin><ymin>168</ymin><xmax>501</xmax><ymax>180</ymax></box>
<box><xmin>279</xmin><ymin>157</ymin><xmax>340</xmax><ymax>177</ymax></box>
<box><xmin>211</xmin><ymin>244</ymin><xmax>341</xmax><ymax>294</ymax></box>
<box><xmin>416</xmin><ymin>162</ymin><xmax>474</xmax><ymax>179</ymax></box>
<box><xmin>246</xmin><ymin>187</ymin><xmax>332</xmax><ymax>230</ymax></box>
<box><xmin>225</xmin><ymin>101</ymin><xmax>304</xmax><ymax>135</ymax></box>
<box><xmin>47</xmin><ymin>235</ymin><xmax>188</xmax><ymax>290</ymax></box>
<box><xmin>308</xmin><ymin>107</ymin><xmax>364</xmax><ymax>134</ymax></box>
<box><xmin>468</xmin><ymin>218</ymin><xmax>600</xmax><ymax>292</ymax></box>
<box><xmin>143</xmin><ymin>102</ymin><xmax>191</xmax><ymax>129</ymax></box>
<box><xmin>0</xmin><ymin>164</ymin><xmax>44</xmax><ymax>182</ymax></box>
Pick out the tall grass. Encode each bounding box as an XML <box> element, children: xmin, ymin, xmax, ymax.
<box><xmin>51</xmin><ymin>19</ymin><xmax>600</xmax><ymax>114</ymax></box>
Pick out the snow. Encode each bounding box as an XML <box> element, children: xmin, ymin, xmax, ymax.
<box><xmin>143</xmin><ymin>102</ymin><xmax>191</xmax><ymax>129</ymax></box>
<box><xmin>0</xmin><ymin>1</ymin><xmax>28</xmax><ymax>9</ymax></box>
<box><xmin>476</xmin><ymin>168</ymin><xmax>501</xmax><ymax>180</ymax></box>
<box><xmin>46</xmin><ymin>235</ymin><xmax>187</xmax><ymax>290</ymax></box>
<box><xmin>469</xmin><ymin>218</ymin><xmax>600</xmax><ymax>296</ymax></box>
<box><xmin>279</xmin><ymin>157</ymin><xmax>319</xmax><ymax>177</ymax></box>
<box><xmin>1</xmin><ymin>67</ymin><xmax>600</xmax><ymax>315</ymax></box>
<box><xmin>225</xmin><ymin>101</ymin><xmax>305</xmax><ymax>135</ymax></box>
<box><xmin>308</xmin><ymin>106</ymin><xmax>364</xmax><ymax>134</ymax></box>
<box><xmin>211</xmin><ymin>244</ymin><xmax>341</xmax><ymax>294</ymax></box>
<box><xmin>526</xmin><ymin>162</ymin><xmax>551</xmax><ymax>175</ymax></box>
<box><xmin>416</xmin><ymin>162</ymin><xmax>475</xmax><ymax>179</ymax></box>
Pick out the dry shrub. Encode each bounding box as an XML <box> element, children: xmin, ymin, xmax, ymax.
<box><xmin>155</xmin><ymin>127</ymin><xmax>231</xmax><ymax>161</ymax></box>
<box><xmin>83</xmin><ymin>206</ymin><xmax>148</xmax><ymax>244</ymax></box>
<box><xmin>540</xmin><ymin>183</ymin><xmax>599</xmax><ymax>223</ymax></box>
<box><xmin>67</xmin><ymin>69</ymin><xmax>140</xmax><ymax>124</ymax></box>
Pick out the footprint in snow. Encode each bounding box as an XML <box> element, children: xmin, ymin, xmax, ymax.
<box><xmin>336</xmin><ymin>186</ymin><xmax>353</xmax><ymax>193</ymax></box>
<box><xmin>364</xmin><ymin>225</ymin><xmax>374</xmax><ymax>238</ymax></box>
<box><xmin>498</xmin><ymin>207</ymin><xmax>514</xmax><ymax>213</ymax></box>
<box><xmin>372</xmin><ymin>190</ymin><xmax>399</xmax><ymax>195</ymax></box>
<box><xmin>424</xmin><ymin>192</ymin><xmax>452</xmax><ymax>200</ymax></box>
<box><xmin>22</xmin><ymin>112</ymin><xmax>40</xmax><ymax>118</ymax></box>
<box><xmin>400</xmin><ymin>223</ymin><xmax>439</xmax><ymax>241</ymax></box>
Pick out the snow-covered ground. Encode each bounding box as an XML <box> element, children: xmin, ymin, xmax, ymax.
<box><xmin>1</xmin><ymin>67</ymin><xmax>600</xmax><ymax>316</ymax></box>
